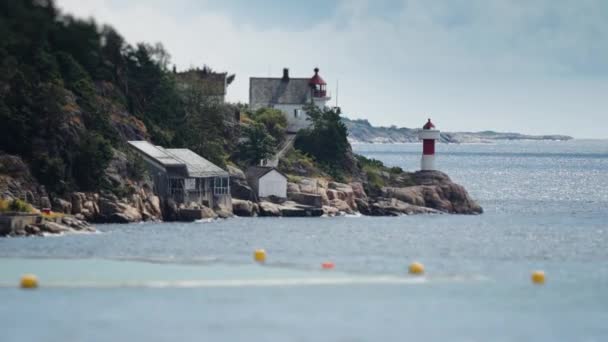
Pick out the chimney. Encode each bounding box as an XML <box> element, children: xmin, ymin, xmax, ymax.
<box><xmin>282</xmin><ymin>68</ymin><xmax>289</xmax><ymax>81</ymax></box>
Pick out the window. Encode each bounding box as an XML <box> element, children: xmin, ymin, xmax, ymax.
<box><xmin>213</xmin><ymin>177</ymin><xmax>230</xmax><ymax>195</ymax></box>
<box><xmin>294</xmin><ymin>109</ymin><xmax>298</xmax><ymax>118</ymax></box>
<box><xmin>184</xmin><ymin>178</ymin><xmax>196</xmax><ymax>190</ymax></box>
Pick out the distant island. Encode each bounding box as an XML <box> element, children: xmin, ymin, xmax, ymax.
<box><xmin>343</xmin><ymin>117</ymin><xmax>573</xmax><ymax>144</ymax></box>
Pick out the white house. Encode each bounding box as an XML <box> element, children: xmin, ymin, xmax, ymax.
<box><xmin>249</xmin><ymin>68</ymin><xmax>331</xmax><ymax>133</ymax></box>
<box><xmin>246</xmin><ymin>166</ymin><xmax>288</xmax><ymax>199</ymax></box>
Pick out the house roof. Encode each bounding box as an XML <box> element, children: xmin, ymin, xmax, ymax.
<box><xmin>127</xmin><ymin>141</ymin><xmax>228</xmax><ymax>178</ymax></box>
<box><xmin>309</xmin><ymin>68</ymin><xmax>326</xmax><ymax>86</ymax></box>
<box><xmin>246</xmin><ymin>166</ymin><xmax>288</xmax><ymax>181</ymax></box>
<box><xmin>164</xmin><ymin>149</ymin><xmax>228</xmax><ymax>178</ymax></box>
<box><xmin>249</xmin><ymin>77</ymin><xmax>312</xmax><ymax>106</ymax></box>
<box><xmin>128</xmin><ymin>141</ymin><xmax>183</xmax><ymax>167</ymax></box>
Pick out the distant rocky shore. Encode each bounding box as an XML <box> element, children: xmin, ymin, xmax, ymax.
<box><xmin>344</xmin><ymin>117</ymin><xmax>572</xmax><ymax>144</ymax></box>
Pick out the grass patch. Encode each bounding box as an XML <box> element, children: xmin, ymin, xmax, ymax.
<box><xmin>287</xmin><ymin>174</ymin><xmax>302</xmax><ymax>183</ymax></box>
<box><xmin>0</xmin><ymin>199</ymin><xmax>35</xmax><ymax>213</ymax></box>
<box><xmin>279</xmin><ymin>148</ymin><xmax>324</xmax><ymax>178</ymax></box>
<box><xmin>355</xmin><ymin>154</ymin><xmax>416</xmax><ymax>190</ymax></box>
<box><xmin>356</xmin><ymin>155</ymin><xmax>387</xmax><ymax>188</ymax></box>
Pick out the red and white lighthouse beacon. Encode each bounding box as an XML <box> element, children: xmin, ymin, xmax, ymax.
<box><xmin>419</xmin><ymin>118</ymin><xmax>440</xmax><ymax>171</ymax></box>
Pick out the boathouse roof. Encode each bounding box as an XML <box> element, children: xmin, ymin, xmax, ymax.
<box><xmin>128</xmin><ymin>141</ymin><xmax>228</xmax><ymax>178</ymax></box>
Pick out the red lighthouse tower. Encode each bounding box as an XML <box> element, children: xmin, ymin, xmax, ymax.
<box><xmin>418</xmin><ymin>118</ymin><xmax>440</xmax><ymax>171</ymax></box>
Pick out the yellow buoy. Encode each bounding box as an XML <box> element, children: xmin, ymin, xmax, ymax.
<box><xmin>253</xmin><ymin>249</ymin><xmax>267</xmax><ymax>263</ymax></box>
<box><xmin>408</xmin><ymin>262</ymin><xmax>425</xmax><ymax>275</ymax></box>
<box><xmin>20</xmin><ymin>274</ymin><xmax>39</xmax><ymax>289</ymax></box>
<box><xmin>531</xmin><ymin>270</ymin><xmax>545</xmax><ymax>284</ymax></box>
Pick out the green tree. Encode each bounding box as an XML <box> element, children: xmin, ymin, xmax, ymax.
<box><xmin>32</xmin><ymin>155</ymin><xmax>67</xmax><ymax>193</ymax></box>
<box><xmin>250</xmin><ymin>108</ymin><xmax>287</xmax><ymax>142</ymax></box>
<box><xmin>294</xmin><ymin>104</ymin><xmax>353</xmax><ymax>179</ymax></box>
<box><xmin>237</xmin><ymin>122</ymin><xmax>276</xmax><ymax>166</ymax></box>
<box><xmin>178</xmin><ymin>87</ymin><xmax>228</xmax><ymax>167</ymax></box>
<box><xmin>73</xmin><ymin>133</ymin><xmax>114</xmax><ymax>191</ymax></box>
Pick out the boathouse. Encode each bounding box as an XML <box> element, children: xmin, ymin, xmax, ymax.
<box><xmin>128</xmin><ymin>141</ymin><xmax>231</xmax><ymax>209</ymax></box>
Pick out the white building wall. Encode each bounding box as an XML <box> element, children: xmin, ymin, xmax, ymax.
<box><xmin>274</xmin><ymin>104</ymin><xmax>311</xmax><ymax>133</ymax></box>
<box><xmin>313</xmin><ymin>97</ymin><xmax>329</xmax><ymax>109</ymax></box>
<box><xmin>258</xmin><ymin>170</ymin><xmax>287</xmax><ymax>198</ymax></box>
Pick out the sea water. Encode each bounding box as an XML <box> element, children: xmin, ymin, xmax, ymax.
<box><xmin>1</xmin><ymin>140</ymin><xmax>607</xmax><ymax>342</ymax></box>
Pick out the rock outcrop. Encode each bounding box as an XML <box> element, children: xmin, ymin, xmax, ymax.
<box><xmin>0</xmin><ymin>154</ymin><xmax>48</xmax><ymax>208</ymax></box>
<box><xmin>228</xmin><ymin>165</ymin><xmax>255</xmax><ymax>201</ymax></box>
<box><xmin>379</xmin><ymin>171</ymin><xmax>483</xmax><ymax>214</ymax></box>
<box><xmin>1</xmin><ymin>214</ymin><xmax>96</xmax><ymax>237</ymax></box>
<box><xmin>258</xmin><ymin>200</ymin><xmax>323</xmax><ymax>217</ymax></box>
<box><xmin>281</xmin><ymin>169</ymin><xmax>481</xmax><ymax>216</ymax></box>
<box><xmin>232</xmin><ymin>199</ymin><xmax>258</xmax><ymax>217</ymax></box>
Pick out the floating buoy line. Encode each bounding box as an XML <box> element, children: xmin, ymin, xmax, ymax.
<box><xmin>11</xmin><ymin>250</ymin><xmax>547</xmax><ymax>289</ymax></box>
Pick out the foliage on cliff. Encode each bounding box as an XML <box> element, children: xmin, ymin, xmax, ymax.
<box><xmin>294</xmin><ymin>105</ymin><xmax>355</xmax><ymax>180</ymax></box>
<box><xmin>247</xmin><ymin>108</ymin><xmax>287</xmax><ymax>143</ymax></box>
<box><xmin>0</xmin><ymin>0</ymin><xmax>235</xmax><ymax>195</ymax></box>
<box><xmin>236</xmin><ymin>122</ymin><xmax>276</xmax><ymax>166</ymax></box>
<box><xmin>355</xmin><ymin>155</ymin><xmax>415</xmax><ymax>195</ymax></box>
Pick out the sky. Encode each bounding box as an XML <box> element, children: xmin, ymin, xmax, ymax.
<box><xmin>55</xmin><ymin>0</ymin><xmax>608</xmax><ymax>138</ymax></box>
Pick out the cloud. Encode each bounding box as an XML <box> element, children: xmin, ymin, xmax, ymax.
<box><xmin>55</xmin><ymin>0</ymin><xmax>608</xmax><ymax>138</ymax></box>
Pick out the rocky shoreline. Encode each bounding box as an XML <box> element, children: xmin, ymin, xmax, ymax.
<box><xmin>226</xmin><ymin>164</ymin><xmax>482</xmax><ymax>218</ymax></box>
<box><xmin>1</xmin><ymin>152</ymin><xmax>482</xmax><ymax>237</ymax></box>
<box><xmin>0</xmin><ymin>213</ymin><xmax>95</xmax><ymax>237</ymax></box>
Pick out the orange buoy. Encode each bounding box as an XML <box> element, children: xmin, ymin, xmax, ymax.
<box><xmin>408</xmin><ymin>262</ymin><xmax>425</xmax><ymax>275</ymax></box>
<box><xmin>531</xmin><ymin>270</ymin><xmax>545</xmax><ymax>285</ymax></box>
<box><xmin>253</xmin><ymin>249</ymin><xmax>266</xmax><ymax>263</ymax></box>
<box><xmin>20</xmin><ymin>274</ymin><xmax>39</xmax><ymax>289</ymax></box>
<box><xmin>321</xmin><ymin>262</ymin><xmax>335</xmax><ymax>270</ymax></box>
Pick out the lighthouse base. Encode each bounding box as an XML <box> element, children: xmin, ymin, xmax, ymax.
<box><xmin>421</xmin><ymin>155</ymin><xmax>436</xmax><ymax>171</ymax></box>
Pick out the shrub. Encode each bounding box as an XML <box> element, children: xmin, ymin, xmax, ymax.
<box><xmin>389</xmin><ymin>166</ymin><xmax>404</xmax><ymax>174</ymax></box>
<box><xmin>356</xmin><ymin>154</ymin><xmax>388</xmax><ymax>190</ymax></box>
<box><xmin>126</xmin><ymin>150</ymin><xmax>148</xmax><ymax>181</ymax></box>
<box><xmin>8</xmin><ymin>199</ymin><xmax>34</xmax><ymax>213</ymax></box>
<box><xmin>250</xmin><ymin>108</ymin><xmax>287</xmax><ymax>142</ymax></box>
<box><xmin>294</xmin><ymin>105</ymin><xmax>353</xmax><ymax>177</ymax></box>
<box><xmin>32</xmin><ymin>155</ymin><xmax>68</xmax><ymax>194</ymax></box>
<box><xmin>278</xmin><ymin>148</ymin><xmax>323</xmax><ymax>177</ymax></box>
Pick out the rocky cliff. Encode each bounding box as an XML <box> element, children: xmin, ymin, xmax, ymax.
<box><xmin>0</xmin><ymin>152</ymin><xmax>163</xmax><ymax>224</ymax></box>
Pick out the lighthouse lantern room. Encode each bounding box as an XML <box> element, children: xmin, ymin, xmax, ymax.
<box><xmin>309</xmin><ymin>67</ymin><xmax>330</xmax><ymax>108</ymax></box>
<box><xmin>419</xmin><ymin>119</ymin><xmax>440</xmax><ymax>171</ymax></box>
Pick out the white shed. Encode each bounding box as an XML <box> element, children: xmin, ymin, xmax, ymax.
<box><xmin>246</xmin><ymin>166</ymin><xmax>288</xmax><ymax>199</ymax></box>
